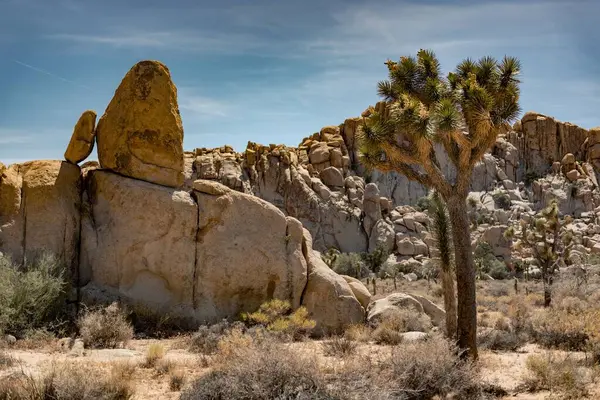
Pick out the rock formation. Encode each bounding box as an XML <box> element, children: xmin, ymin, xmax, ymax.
<box><xmin>64</xmin><ymin>110</ymin><xmax>97</xmax><ymax>164</ymax></box>
<box><xmin>95</xmin><ymin>61</ymin><xmax>185</xmax><ymax>188</ymax></box>
<box><xmin>0</xmin><ymin>61</ymin><xmax>366</xmax><ymax>334</ymax></box>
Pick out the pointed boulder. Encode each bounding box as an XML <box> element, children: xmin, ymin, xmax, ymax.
<box><xmin>96</xmin><ymin>60</ymin><xmax>184</xmax><ymax>188</ymax></box>
<box><xmin>65</xmin><ymin>110</ymin><xmax>97</xmax><ymax>164</ymax></box>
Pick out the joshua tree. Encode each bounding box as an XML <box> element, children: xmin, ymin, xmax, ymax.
<box><xmin>428</xmin><ymin>191</ymin><xmax>458</xmax><ymax>339</ymax></box>
<box><xmin>510</xmin><ymin>200</ymin><xmax>573</xmax><ymax>307</ymax></box>
<box><xmin>358</xmin><ymin>50</ymin><xmax>521</xmax><ymax>358</ymax></box>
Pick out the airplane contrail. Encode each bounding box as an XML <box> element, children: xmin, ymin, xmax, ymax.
<box><xmin>12</xmin><ymin>59</ymin><xmax>93</xmax><ymax>91</ymax></box>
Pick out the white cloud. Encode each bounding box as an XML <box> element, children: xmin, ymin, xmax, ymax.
<box><xmin>178</xmin><ymin>89</ymin><xmax>228</xmax><ymax>118</ymax></box>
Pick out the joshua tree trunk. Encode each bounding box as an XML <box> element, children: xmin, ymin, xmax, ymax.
<box><xmin>446</xmin><ymin>194</ymin><xmax>478</xmax><ymax>359</ymax></box>
<box><xmin>441</xmin><ymin>268</ymin><xmax>458</xmax><ymax>339</ymax></box>
<box><xmin>543</xmin><ymin>272</ymin><xmax>553</xmax><ymax>307</ymax></box>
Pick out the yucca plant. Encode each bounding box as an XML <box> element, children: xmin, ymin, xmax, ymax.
<box><xmin>358</xmin><ymin>49</ymin><xmax>521</xmax><ymax>358</ymax></box>
<box><xmin>509</xmin><ymin>199</ymin><xmax>573</xmax><ymax>307</ymax></box>
<box><xmin>428</xmin><ymin>191</ymin><xmax>457</xmax><ymax>340</ymax></box>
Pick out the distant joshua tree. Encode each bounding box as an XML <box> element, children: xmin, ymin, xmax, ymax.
<box><xmin>509</xmin><ymin>199</ymin><xmax>573</xmax><ymax>307</ymax></box>
<box><xmin>358</xmin><ymin>49</ymin><xmax>521</xmax><ymax>359</ymax></box>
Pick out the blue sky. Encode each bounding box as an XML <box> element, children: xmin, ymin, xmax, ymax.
<box><xmin>1</xmin><ymin>0</ymin><xmax>599</xmax><ymax>164</ymax></box>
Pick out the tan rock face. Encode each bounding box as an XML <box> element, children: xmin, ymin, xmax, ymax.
<box><xmin>80</xmin><ymin>170</ymin><xmax>197</xmax><ymax>309</ymax></box>
<box><xmin>194</xmin><ymin>186</ymin><xmax>307</xmax><ymax>322</ymax></box>
<box><xmin>301</xmin><ymin>229</ymin><xmax>365</xmax><ymax>335</ymax></box>
<box><xmin>96</xmin><ymin>61</ymin><xmax>184</xmax><ymax>188</ymax></box>
<box><xmin>0</xmin><ymin>161</ymin><xmax>81</xmax><ymax>272</ymax></box>
<box><xmin>65</xmin><ymin>110</ymin><xmax>97</xmax><ymax>164</ymax></box>
<box><xmin>341</xmin><ymin>275</ymin><xmax>372</xmax><ymax>309</ymax></box>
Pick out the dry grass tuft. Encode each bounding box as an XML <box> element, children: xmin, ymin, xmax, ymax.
<box><xmin>144</xmin><ymin>343</ymin><xmax>165</xmax><ymax>368</ymax></box>
<box><xmin>0</xmin><ymin>351</ymin><xmax>14</xmax><ymax>370</ymax></box>
<box><xmin>0</xmin><ymin>361</ymin><xmax>135</xmax><ymax>400</ymax></box>
<box><xmin>343</xmin><ymin>324</ymin><xmax>371</xmax><ymax>343</ymax></box>
<box><xmin>322</xmin><ymin>336</ymin><xmax>357</xmax><ymax>357</ymax></box>
<box><xmin>524</xmin><ymin>352</ymin><xmax>595</xmax><ymax>399</ymax></box>
<box><xmin>78</xmin><ymin>302</ymin><xmax>133</xmax><ymax>349</ymax></box>
<box><xmin>169</xmin><ymin>368</ymin><xmax>186</xmax><ymax>391</ymax></box>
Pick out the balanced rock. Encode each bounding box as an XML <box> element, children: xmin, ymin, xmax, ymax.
<box><xmin>64</xmin><ymin>110</ymin><xmax>97</xmax><ymax>164</ymax></box>
<box><xmin>96</xmin><ymin>61</ymin><xmax>184</xmax><ymax>188</ymax></box>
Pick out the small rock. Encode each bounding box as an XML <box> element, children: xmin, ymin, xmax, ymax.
<box><xmin>402</xmin><ymin>331</ymin><xmax>429</xmax><ymax>342</ymax></box>
<box><xmin>566</xmin><ymin>169</ymin><xmax>580</xmax><ymax>182</ymax></box>
<box><xmin>5</xmin><ymin>334</ymin><xmax>16</xmax><ymax>345</ymax></box>
<box><xmin>193</xmin><ymin>179</ymin><xmax>230</xmax><ymax>195</ymax></box>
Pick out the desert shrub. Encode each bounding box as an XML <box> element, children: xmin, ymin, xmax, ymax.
<box><xmin>0</xmin><ymin>351</ymin><xmax>14</xmax><ymax>370</ymax></box>
<box><xmin>415</xmin><ymin>196</ymin><xmax>431</xmax><ymax>212</ymax></box>
<box><xmin>330</xmin><ymin>252</ymin><xmax>370</xmax><ymax>278</ymax></box>
<box><xmin>530</xmin><ymin>309</ymin><xmax>590</xmax><ymax>351</ymax></box>
<box><xmin>128</xmin><ymin>303</ymin><xmax>191</xmax><ymax>338</ymax></box>
<box><xmin>361</xmin><ymin>245</ymin><xmax>389</xmax><ymax>275</ymax></box>
<box><xmin>0</xmin><ymin>361</ymin><xmax>135</xmax><ymax>400</ymax></box>
<box><xmin>474</xmin><ymin>242</ymin><xmax>511</xmax><ymax>279</ymax></box>
<box><xmin>0</xmin><ymin>252</ymin><xmax>69</xmax><ymax>337</ymax></box>
<box><xmin>371</xmin><ymin>309</ymin><xmax>432</xmax><ymax>346</ymax></box>
<box><xmin>524</xmin><ymin>170</ymin><xmax>540</xmax><ymax>186</ymax></box>
<box><xmin>374</xmin><ymin>309</ymin><xmax>433</xmax><ymax>334</ymax></box>
<box><xmin>241</xmin><ymin>299</ymin><xmax>315</xmax><ymax>340</ymax></box>
<box><xmin>322</xmin><ymin>336</ymin><xmax>357</xmax><ymax>357</ymax></box>
<box><xmin>492</xmin><ymin>191</ymin><xmax>511</xmax><ymax>210</ymax></box>
<box><xmin>143</xmin><ymin>343</ymin><xmax>165</xmax><ymax>368</ymax></box>
<box><xmin>181</xmin><ymin>335</ymin><xmax>336</xmax><ymax>400</ymax></box>
<box><xmin>169</xmin><ymin>368</ymin><xmax>186</xmax><ymax>391</ymax></box>
<box><xmin>524</xmin><ymin>353</ymin><xmax>591</xmax><ymax>399</ymax></box>
<box><xmin>78</xmin><ymin>302</ymin><xmax>134</xmax><ymax>349</ymax></box>
<box><xmin>478</xmin><ymin>328</ymin><xmax>525</xmax><ymax>351</ymax></box>
<box><xmin>507</xmin><ymin>296</ymin><xmax>532</xmax><ymax>335</ymax></box>
<box><xmin>187</xmin><ymin>320</ymin><xmax>244</xmax><ymax>354</ymax></box>
<box><xmin>372</xmin><ymin>325</ymin><xmax>404</xmax><ymax>345</ymax></box>
<box><xmin>344</xmin><ymin>324</ymin><xmax>371</xmax><ymax>342</ymax></box>
<box><xmin>384</xmin><ymin>335</ymin><xmax>482</xmax><ymax>399</ymax></box>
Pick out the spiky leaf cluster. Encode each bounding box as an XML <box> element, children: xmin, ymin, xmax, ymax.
<box><xmin>359</xmin><ymin>50</ymin><xmax>521</xmax><ymax>197</ymax></box>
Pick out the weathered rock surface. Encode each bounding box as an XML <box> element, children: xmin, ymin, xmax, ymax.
<box><xmin>301</xmin><ymin>229</ymin><xmax>365</xmax><ymax>335</ymax></box>
<box><xmin>80</xmin><ymin>170</ymin><xmax>197</xmax><ymax>310</ymax></box>
<box><xmin>341</xmin><ymin>275</ymin><xmax>372</xmax><ymax>309</ymax></box>
<box><xmin>64</xmin><ymin>110</ymin><xmax>97</xmax><ymax>164</ymax></box>
<box><xmin>366</xmin><ymin>292</ymin><xmax>445</xmax><ymax>329</ymax></box>
<box><xmin>193</xmin><ymin>182</ymin><xmax>307</xmax><ymax>321</ymax></box>
<box><xmin>0</xmin><ymin>160</ymin><xmax>81</xmax><ymax>271</ymax></box>
<box><xmin>96</xmin><ymin>61</ymin><xmax>184</xmax><ymax>188</ymax></box>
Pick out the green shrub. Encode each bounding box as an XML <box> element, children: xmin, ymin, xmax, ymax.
<box><xmin>492</xmin><ymin>191</ymin><xmax>511</xmax><ymax>210</ymax></box>
<box><xmin>78</xmin><ymin>303</ymin><xmax>134</xmax><ymax>349</ymax></box>
<box><xmin>241</xmin><ymin>299</ymin><xmax>315</xmax><ymax>340</ymax></box>
<box><xmin>331</xmin><ymin>252</ymin><xmax>370</xmax><ymax>279</ymax></box>
<box><xmin>474</xmin><ymin>242</ymin><xmax>511</xmax><ymax>279</ymax></box>
<box><xmin>0</xmin><ymin>252</ymin><xmax>69</xmax><ymax>337</ymax></box>
<box><xmin>525</xmin><ymin>352</ymin><xmax>590</xmax><ymax>399</ymax></box>
<box><xmin>415</xmin><ymin>196</ymin><xmax>431</xmax><ymax>212</ymax></box>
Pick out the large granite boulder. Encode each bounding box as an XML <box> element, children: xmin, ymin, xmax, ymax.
<box><xmin>80</xmin><ymin>170</ymin><xmax>197</xmax><ymax>313</ymax></box>
<box><xmin>193</xmin><ymin>180</ymin><xmax>307</xmax><ymax>321</ymax></box>
<box><xmin>95</xmin><ymin>61</ymin><xmax>184</xmax><ymax>188</ymax></box>
<box><xmin>301</xmin><ymin>229</ymin><xmax>365</xmax><ymax>335</ymax></box>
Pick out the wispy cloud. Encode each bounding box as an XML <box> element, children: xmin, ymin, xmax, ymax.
<box><xmin>0</xmin><ymin>130</ymin><xmax>35</xmax><ymax>144</ymax></box>
<box><xmin>12</xmin><ymin>59</ymin><xmax>93</xmax><ymax>90</ymax></box>
<box><xmin>178</xmin><ymin>89</ymin><xmax>228</xmax><ymax>118</ymax></box>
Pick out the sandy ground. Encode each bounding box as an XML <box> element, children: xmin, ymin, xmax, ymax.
<box><xmin>2</xmin><ymin>338</ymin><xmax>598</xmax><ymax>399</ymax></box>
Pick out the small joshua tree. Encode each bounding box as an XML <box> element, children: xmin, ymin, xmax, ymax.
<box><xmin>509</xmin><ymin>200</ymin><xmax>573</xmax><ymax>307</ymax></box>
<box><xmin>428</xmin><ymin>191</ymin><xmax>458</xmax><ymax>339</ymax></box>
